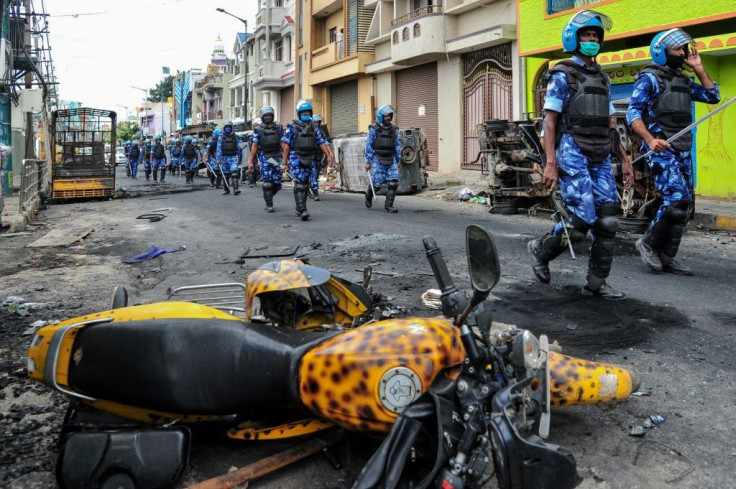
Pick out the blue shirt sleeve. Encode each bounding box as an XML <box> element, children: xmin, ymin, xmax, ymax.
<box><xmin>626</xmin><ymin>73</ymin><xmax>658</xmax><ymax>125</ymax></box>
<box><xmin>394</xmin><ymin>128</ymin><xmax>401</xmax><ymax>163</ymax></box>
<box><xmin>691</xmin><ymin>81</ymin><xmax>721</xmax><ymax>104</ymax></box>
<box><xmin>252</xmin><ymin>128</ymin><xmax>261</xmax><ymax>144</ymax></box>
<box><xmin>543</xmin><ymin>72</ymin><xmax>567</xmax><ymax>113</ymax></box>
<box><xmin>282</xmin><ymin>125</ymin><xmax>295</xmax><ymax>147</ymax></box>
<box><xmin>215</xmin><ymin>136</ymin><xmax>223</xmax><ymax>160</ymax></box>
<box><xmin>315</xmin><ymin>126</ymin><xmax>325</xmax><ymax>146</ymax></box>
<box><xmin>365</xmin><ymin>126</ymin><xmax>376</xmax><ymax>164</ymax></box>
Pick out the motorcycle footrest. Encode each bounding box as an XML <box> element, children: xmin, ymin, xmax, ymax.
<box><xmin>57</xmin><ymin>427</ymin><xmax>191</xmax><ymax>489</ymax></box>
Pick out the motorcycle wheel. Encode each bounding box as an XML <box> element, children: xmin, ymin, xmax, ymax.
<box><xmin>101</xmin><ymin>472</ymin><xmax>135</xmax><ymax>489</ymax></box>
<box><xmin>490</xmin><ymin>198</ymin><xmax>518</xmax><ymax>215</ymax></box>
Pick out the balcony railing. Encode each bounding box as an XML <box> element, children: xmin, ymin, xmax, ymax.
<box><xmin>311</xmin><ymin>42</ymin><xmax>338</xmax><ymax>70</ymax></box>
<box><xmin>204</xmin><ymin>110</ymin><xmax>223</xmax><ymax>121</ymax></box>
<box><xmin>391</xmin><ymin>5</ymin><xmax>443</xmax><ymax>27</ymax></box>
<box><xmin>195</xmin><ymin>74</ymin><xmax>225</xmax><ymax>90</ymax></box>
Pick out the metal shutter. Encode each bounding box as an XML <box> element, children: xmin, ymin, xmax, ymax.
<box><xmin>396</xmin><ymin>63</ymin><xmax>439</xmax><ymax>171</ymax></box>
<box><xmin>280</xmin><ymin>86</ymin><xmax>294</xmax><ymax>123</ymax></box>
<box><xmin>330</xmin><ymin>80</ymin><xmax>359</xmax><ymax>136</ymax></box>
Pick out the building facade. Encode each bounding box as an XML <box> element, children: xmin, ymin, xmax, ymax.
<box><xmin>192</xmin><ymin>37</ymin><xmax>233</xmax><ymax>127</ymax></box>
<box><xmin>518</xmin><ymin>0</ymin><xmax>736</xmax><ymax>198</ymax></box>
<box><xmin>229</xmin><ymin>33</ymin><xmax>250</xmax><ymax>123</ymax></box>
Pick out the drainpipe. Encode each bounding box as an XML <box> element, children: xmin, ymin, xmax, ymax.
<box><xmin>265</xmin><ymin>0</ymin><xmax>271</xmax><ymax>61</ymax></box>
<box><xmin>520</xmin><ymin>55</ymin><xmax>527</xmax><ymax>120</ymax></box>
<box><xmin>1</xmin><ymin>0</ymin><xmax>12</xmax><ymax>196</ymax></box>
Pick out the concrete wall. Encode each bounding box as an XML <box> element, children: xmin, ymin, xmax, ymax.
<box><xmin>437</xmin><ymin>56</ymin><xmax>463</xmax><ymax>174</ymax></box>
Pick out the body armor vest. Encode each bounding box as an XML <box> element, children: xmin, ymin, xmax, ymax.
<box><xmin>129</xmin><ymin>147</ymin><xmax>140</xmax><ymax>159</ymax></box>
<box><xmin>550</xmin><ymin>60</ymin><xmax>611</xmax><ymax>162</ymax></box>
<box><xmin>221</xmin><ymin>134</ymin><xmax>238</xmax><ymax>156</ymax></box>
<box><xmin>208</xmin><ymin>138</ymin><xmax>217</xmax><ymax>156</ymax></box>
<box><xmin>153</xmin><ymin>143</ymin><xmax>165</xmax><ymax>159</ymax></box>
<box><xmin>144</xmin><ymin>146</ymin><xmax>152</xmax><ymax>158</ymax></box>
<box><xmin>259</xmin><ymin>125</ymin><xmax>282</xmax><ymax>155</ymax></box>
<box><xmin>641</xmin><ymin>64</ymin><xmax>693</xmax><ymax>152</ymax></box>
<box><xmin>372</xmin><ymin>123</ymin><xmax>396</xmax><ymax>157</ymax></box>
<box><xmin>172</xmin><ymin>145</ymin><xmax>182</xmax><ymax>158</ymax></box>
<box><xmin>290</xmin><ymin>121</ymin><xmax>316</xmax><ymax>158</ymax></box>
<box><xmin>183</xmin><ymin>144</ymin><xmax>197</xmax><ymax>159</ymax></box>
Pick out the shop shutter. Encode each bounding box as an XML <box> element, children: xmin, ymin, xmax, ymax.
<box><xmin>330</xmin><ymin>80</ymin><xmax>359</xmax><ymax>136</ymax></box>
<box><xmin>280</xmin><ymin>86</ymin><xmax>294</xmax><ymax>123</ymax></box>
<box><xmin>396</xmin><ymin>62</ymin><xmax>439</xmax><ymax>171</ymax></box>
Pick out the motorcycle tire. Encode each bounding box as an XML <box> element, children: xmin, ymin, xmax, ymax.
<box><xmin>490</xmin><ymin>199</ymin><xmax>518</xmax><ymax>215</ymax></box>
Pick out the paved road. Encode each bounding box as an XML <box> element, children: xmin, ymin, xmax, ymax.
<box><xmin>2</xmin><ymin>165</ymin><xmax>735</xmax><ymax>488</ymax></box>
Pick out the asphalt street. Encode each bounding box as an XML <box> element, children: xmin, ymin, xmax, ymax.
<box><xmin>1</xmin><ymin>165</ymin><xmax>735</xmax><ymax>488</ymax></box>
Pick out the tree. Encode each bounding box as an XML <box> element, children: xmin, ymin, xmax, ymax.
<box><xmin>117</xmin><ymin>121</ymin><xmax>140</xmax><ymax>143</ymax></box>
<box><xmin>148</xmin><ymin>75</ymin><xmax>174</xmax><ymax>102</ymax></box>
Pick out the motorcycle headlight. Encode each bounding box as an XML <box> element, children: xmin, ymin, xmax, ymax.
<box><xmin>512</xmin><ymin>330</ymin><xmax>541</xmax><ymax>371</ymax></box>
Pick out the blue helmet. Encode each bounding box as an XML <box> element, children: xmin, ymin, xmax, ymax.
<box><xmin>259</xmin><ymin>106</ymin><xmax>275</xmax><ymax>118</ymax></box>
<box><xmin>376</xmin><ymin>105</ymin><xmax>395</xmax><ymax>125</ymax></box>
<box><xmin>295</xmin><ymin>99</ymin><xmax>313</xmax><ymax>117</ymax></box>
<box><xmin>154</xmin><ymin>135</ymin><xmax>161</xmax><ymax>142</ymax></box>
<box><xmin>184</xmin><ymin>136</ymin><xmax>192</xmax><ymax>144</ymax></box>
<box><xmin>131</xmin><ymin>140</ymin><xmax>138</xmax><ymax>147</ymax></box>
<box><xmin>224</xmin><ymin>120</ymin><xmax>233</xmax><ymax>127</ymax></box>
<box><xmin>561</xmin><ymin>9</ymin><xmax>612</xmax><ymax>53</ymax></box>
<box><xmin>650</xmin><ymin>28</ymin><xmax>695</xmax><ymax>66</ymax></box>
<box><xmin>213</xmin><ymin>128</ymin><xmax>222</xmax><ymax>137</ymax></box>
<box><xmin>313</xmin><ymin>114</ymin><xmax>323</xmax><ymax>123</ymax></box>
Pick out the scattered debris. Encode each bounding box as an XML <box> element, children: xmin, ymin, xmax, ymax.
<box><xmin>136</xmin><ymin>213</ymin><xmax>166</xmax><ymax>222</ymax></box>
<box><xmin>631</xmin><ymin>387</ymin><xmax>653</xmax><ymax>397</ymax></box>
<box><xmin>629</xmin><ymin>426</ymin><xmax>646</xmax><ymax>437</ymax></box>
<box><xmin>650</xmin><ymin>414</ymin><xmax>667</xmax><ymax>426</ymax></box>
<box><xmin>124</xmin><ymin>245</ymin><xmax>186</xmax><ymax>264</ymax></box>
<box><xmin>421</xmin><ymin>289</ymin><xmax>442</xmax><ymax>309</ymax></box>
<box><xmin>26</xmin><ymin>227</ymin><xmax>93</xmax><ymax>248</ymax></box>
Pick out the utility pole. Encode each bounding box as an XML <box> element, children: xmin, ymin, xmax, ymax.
<box><xmin>1</xmin><ymin>0</ymin><xmax>13</xmax><ymax>196</ymax></box>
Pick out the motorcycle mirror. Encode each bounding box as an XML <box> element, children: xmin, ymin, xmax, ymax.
<box><xmin>465</xmin><ymin>225</ymin><xmax>500</xmax><ymax>298</ymax></box>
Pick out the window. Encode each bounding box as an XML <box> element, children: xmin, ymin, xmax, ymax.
<box><xmin>275</xmin><ymin>39</ymin><xmax>283</xmax><ymax>61</ymax></box>
<box><xmin>402</xmin><ymin>27</ymin><xmax>409</xmax><ymax>41</ymax></box>
<box><xmin>413</xmin><ymin>23</ymin><xmax>421</xmax><ymax>37</ymax></box>
<box><xmin>329</xmin><ymin>27</ymin><xmax>337</xmax><ymax>43</ymax></box>
<box><xmin>285</xmin><ymin>36</ymin><xmax>291</xmax><ymax>62</ymax></box>
<box><xmin>274</xmin><ymin>0</ymin><xmax>284</xmax><ymax>6</ymax></box>
<box><xmin>393</xmin><ymin>32</ymin><xmax>399</xmax><ymax>44</ymax></box>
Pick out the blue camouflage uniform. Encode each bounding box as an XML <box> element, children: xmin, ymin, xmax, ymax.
<box><xmin>180</xmin><ymin>142</ymin><xmax>199</xmax><ymax>171</ymax></box>
<box><xmin>170</xmin><ymin>142</ymin><xmax>182</xmax><ymax>172</ymax></box>
<box><xmin>252</xmin><ymin>125</ymin><xmax>284</xmax><ymax>185</ymax></box>
<box><xmin>216</xmin><ymin>135</ymin><xmax>243</xmax><ymax>174</ymax></box>
<box><xmin>128</xmin><ymin>146</ymin><xmax>140</xmax><ymax>178</ymax></box>
<box><xmin>151</xmin><ymin>142</ymin><xmax>167</xmax><ymax>171</ymax></box>
<box><xmin>545</xmin><ymin>56</ymin><xmax>618</xmax><ymax>227</ymax></box>
<box><xmin>142</xmin><ymin>144</ymin><xmax>153</xmax><ymax>172</ymax></box>
<box><xmin>365</xmin><ymin>123</ymin><xmax>400</xmax><ymax>188</ymax></box>
<box><xmin>626</xmin><ymin>71</ymin><xmax>720</xmax><ymax>220</ymax></box>
<box><xmin>282</xmin><ymin>121</ymin><xmax>326</xmax><ymax>183</ymax></box>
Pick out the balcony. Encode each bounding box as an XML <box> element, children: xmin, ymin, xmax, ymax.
<box><xmin>254</xmin><ymin>6</ymin><xmax>286</xmax><ymax>36</ymax></box>
<box><xmin>312</xmin><ymin>0</ymin><xmax>342</xmax><ymax>17</ymax></box>
<box><xmin>390</xmin><ymin>6</ymin><xmax>446</xmax><ymax>66</ymax></box>
<box><xmin>311</xmin><ymin>42</ymin><xmax>338</xmax><ymax>70</ymax></box>
<box><xmin>194</xmin><ymin>73</ymin><xmax>226</xmax><ymax>91</ymax></box>
<box><xmin>204</xmin><ymin>110</ymin><xmax>223</xmax><ymax>122</ymax></box>
<box><xmin>251</xmin><ymin>59</ymin><xmax>288</xmax><ymax>90</ymax></box>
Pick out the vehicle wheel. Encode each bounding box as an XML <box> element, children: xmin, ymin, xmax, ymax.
<box><xmin>101</xmin><ymin>472</ymin><xmax>135</xmax><ymax>489</ymax></box>
<box><xmin>490</xmin><ymin>198</ymin><xmax>518</xmax><ymax>215</ymax></box>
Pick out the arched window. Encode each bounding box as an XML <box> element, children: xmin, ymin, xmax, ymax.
<box><xmin>413</xmin><ymin>23</ymin><xmax>421</xmax><ymax>37</ymax></box>
<box><xmin>402</xmin><ymin>27</ymin><xmax>409</xmax><ymax>41</ymax></box>
<box><xmin>393</xmin><ymin>31</ymin><xmax>399</xmax><ymax>44</ymax></box>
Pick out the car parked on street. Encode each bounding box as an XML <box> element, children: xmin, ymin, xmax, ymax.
<box><xmin>115</xmin><ymin>147</ymin><xmax>127</xmax><ymax>165</ymax></box>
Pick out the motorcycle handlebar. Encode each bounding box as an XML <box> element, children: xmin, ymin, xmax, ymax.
<box><xmin>423</xmin><ymin>236</ymin><xmax>457</xmax><ymax>296</ymax></box>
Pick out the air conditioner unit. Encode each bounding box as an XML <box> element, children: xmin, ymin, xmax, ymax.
<box><xmin>0</xmin><ymin>38</ymin><xmax>12</xmax><ymax>80</ymax></box>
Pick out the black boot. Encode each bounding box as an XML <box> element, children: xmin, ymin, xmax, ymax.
<box><xmin>160</xmin><ymin>168</ymin><xmax>166</xmax><ymax>183</ymax></box>
<box><xmin>527</xmin><ymin>233</ymin><xmax>566</xmax><ymax>284</ymax></box>
<box><xmin>209</xmin><ymin>172</ymin><xmax>216</xmax><ymax>187</ymax></box>
<box><xmin>385</xmin><ymin>180</ymin><xmax>398</xmax><ymax>213</ymax></box>
<box><xmin>659</xmin><ymin>221</ymin><xmax>692</xmax><ymax>275</ymax></box>
<box><xmin>249</xmin><ymin>170</ymin><xmax>256</xmax><ymax>187</ymax></box>
<box><xmin>312</xmin><ymin>188</ymin><xmax>320</xmax><ymax>201</ymax></box>
<box><xmin>263</xmin><ymin>182</ymin><xmax>275</xmax><ymax>212</ymax></box>
<box><xmin>635</xmin><ymin>232</ymin><xmax>662</xmax><ymax>272</ymax></box>
<box><xmin>145</xmin><ymin>169</ymin><xmax>151</xmax><ymax>181</ymax></box>
<box><xmin>294</xmin><ymin>183</ymin><xmax>309</xmax><ymax>221</ymax></box>
<box><xmin>582</xmin><ymin>277</ymin><xmax>626</xmax><ymax>300</ymax></box>
<box><xmin>365</xmin><ymin>186</ymin><xmax>374</xmax><ymax>208</ymax></box>
<box><xmin>232</xmin><ymin>177</ymin><xmax>240</xmax><ymax>195</ymax></box>
<box><xmin>216</xmin><ymin>174</ymin><xmax>222</xmax><ymax>189</ymax></box>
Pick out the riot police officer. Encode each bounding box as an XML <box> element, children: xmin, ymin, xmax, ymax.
<box><xmin>364</xmin><ymin>105</ymin><xmax>401</xmax><ymax>213</ymax></box>
<box><xmin>142</xmin><ymin>139</ymin><xmax>154</xmax><ymax>181</ymax></box>
<box><xmin>248</xmin><ymin>107</ymin><xmax>285</xmax><ymax>212</ymax></box>
<box><xmin>151</xmin><ymin>135</ymin><xmax>167</xmax><ymax>183</ymax></box>
<box><xmin>216</xmin><ymin>120</ymin><xmax>243</xmax><ymax>195</ymax></box>
<box><xmin>205</xmin><ymin>129</ymin><xmax>221</xmax><ymax>188</ymax></box>
<box><xmin>282</xmin><ymin>99</ymin><xmax>332</xmax><ymax>221</ymax></box>
<box><xmin>628</xmin><ymin>29</ymin><xmax>720</xmax><ymax>276</ymax></box>
<box><xmin>128</xmin><ymin>140</ymin><xmax>140</xmax><ymax>179</ymax></box>
<box><xmin>169</xmin><ymin>139</ymin><xmax>182</xmax><ymax>176</ymax></box>
<box><xmin>180</xmin><ymin>136</ymin><xmax>199</xmax><ymax>184</ymax></box>
<box><xmin>123</xmin><ymin>140</ymin><xmax>132</xmax><ymax>177</ymax></box>
<box><xmin>527</xmin><ymin>10</ymin><xmax>634</xmax><ymax>299</ymax></box>
<box><xmin>309</xmin><ymin>114</ymin><xmax>333</xmax><ymax>201</ymax></box>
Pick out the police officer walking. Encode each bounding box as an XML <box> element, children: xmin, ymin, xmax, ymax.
<box><xmin>628</xmin><ymin>29</ymin><xmax>720</xmax><ymax>276</ymax></box>
<box><xmin>205</xmin><ymin>129</ymin><xmax>221</xmax><ymax>188</ymax></box>
<box><xmin>248</xmin><ymin>107</ymin><xmax>285</xmax><ymax>212</ymax></box>
<box><xmin>309</xmin><ymin>114</ymin><xmax>333</xmax><ymax>201</ymax></box>
<box><xmin>527</xmin><ymin>10</ymin><xmax>634</xmax><ymax>299</ymax></box>
<box><xmin>123</xmin><ymin>140</ymin><xmax>132</xmax><ymax>177</ymax></box>
<box><xmin>142</xmin><ymin>139</ymin><xmax>154</xmax><ymax>181</ymax></box>
<box><xmin>151</xmin><ymin>135</ymin><xmax>167</xmax><ymax>183</ymax></box>
<box><xmin>169</xmin><ymin>139</ymin><xmax>182</xmax><ymax>176</ymax></box>
<box><xmin>128</xmin><ymin>140</ymin><xmax>140</xmax><ymax>179</ymax></box>
<box><xmin>364</xmin><ymin>105</ymin><xmax>401</xmax><ymax>213</ymax></box>
<box><xmin>180</xmin><ymin>136</ymin><xmax>199</xmax><ymax>184</ymax></box>
<box><xmin>216</xmin><ymin>120</ymin><xmax>243</xmax><ymax>195</ymax></box>
<box><xmin>282</xmin><ymin>99</ymin><xmax>332</xmax><ymax>221</ymax></box>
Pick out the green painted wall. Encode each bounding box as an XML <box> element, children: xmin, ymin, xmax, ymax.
<box><xmin>518</xmin><ymin>0</ymin><xmax>736</xmax><ymax>55</ymax></box>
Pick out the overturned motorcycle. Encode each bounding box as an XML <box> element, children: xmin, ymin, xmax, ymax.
<box><xmin>27</xmin><ymin>226</ymin><xmax>639</xmax><ymax>489</ymax></box>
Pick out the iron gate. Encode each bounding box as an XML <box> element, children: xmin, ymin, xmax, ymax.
<box><xmin>462</xmin><ymin>45</ymin><xmax>513</xmax><ymax>170</ymax></box>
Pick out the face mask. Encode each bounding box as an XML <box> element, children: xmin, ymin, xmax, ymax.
<box><xmin>579</xmin><ymin>42</ymin><xmax>600</xmax><ymax>57</ymax></box>
<box><xmin>665</xmin><ymin>53</ymin><xmax>686</xmax><ymax>70</ymax></box>
<box><xmin>224</xmin><ymin>127</ymin><xmax>232</xmax><ymax>134</ymax></box>
<box><xmin>262</xmin><ymin>116</ymin><xmax>273</xmax><ymax>125</ymax></box>
<box><xmin>300</xmin><ymin>114</ymin><xmax>312</xmax><ymax>122</ymax></box>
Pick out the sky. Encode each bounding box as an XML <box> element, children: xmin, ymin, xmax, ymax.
<box><xmin>49</xmin><ymin>0</ymin><xmax>259</xmax><ymax>120</ymax></box>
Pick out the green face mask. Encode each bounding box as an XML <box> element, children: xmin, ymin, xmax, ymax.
<box><xmin>579</xmin><ymin>42</ymin><xmax>600</xmax><ymax>57</ymax></box>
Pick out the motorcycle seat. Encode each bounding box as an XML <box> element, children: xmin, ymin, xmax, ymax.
<box><xmin>68</xmin><ymin>318</ymin><xmax>336</xmax><ymax>415</ymax></box>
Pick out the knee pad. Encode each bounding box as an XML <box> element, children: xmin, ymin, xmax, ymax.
<box><xmin>594</xmin><ymin>216</ymin><xmax>619</xmax><ymax>237</ymax></box>
<box><xmin>387</xmin><ymin>180</ymin><xmax>399</xmax><ymax>191</ymax></box>
<box><xmin>662</xmin><ymin>201</ymin><xmax>690</xmax><ymax>225</ymax></box>
<box><xmin>262</xmin><ymin>181</ymin><xmax>274</xmax><ymax>191</ymax></box>
<box><xmin>274</xmin><ymin>183</ymin><xmax>282</xmax><ymax>194</ymax></box>
<box><xmin>569</xmin><ymin>215</ymin><xmax>592</xmax><ymax>243</ymax></box>
<box><xmin>597</xmin><ymin>202</ymin><xmax>619</xmax><ymax>218</ymax></box>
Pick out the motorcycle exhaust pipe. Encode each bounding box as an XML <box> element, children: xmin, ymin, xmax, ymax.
<box><xmin>548</xmin><ymin>352</ymin><xmax>641</xmax><ymax>407</ymax></box>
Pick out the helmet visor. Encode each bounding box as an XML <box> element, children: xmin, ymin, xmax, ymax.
<box><xmin>656</xmin><ymin>28</ymin><xmax>695</xmax><ymax>52</ymax></box>
<box><xmin>570</xmin><ymin>10</ymin><xmax>613</xmax><ymax>31</ymax></box>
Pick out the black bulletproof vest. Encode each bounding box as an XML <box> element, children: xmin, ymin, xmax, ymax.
<box><xmin>550</xmin><ymin>60</ymin><xmax>611</xmax><ymax>162</ymax></box>
<box><xmin>153</xmin><ymin>143</ymin><xmax>165</xmax><ymax>158</ymax></box>
<box><xmin>641</xmin><ymin>64</ymin><xmax>693</xmax><ymax>152</ymax></box>
<box><xmin>183</xmin><ymin>144</ymin><xmax>197</xmax><ymax>159</ymax></box>
<box><xmin>221</xmin><ymin>134</ymin><xmax>238</xmax><ymax>156</ymax></box>
<box><xmin>290</xmin><ymin>121</ymin><xmax>316</xmax><ymax>157</ymax></box>
<box><xmin>260</xmin><ymin>125</ymin><xmax>282</xmax><ymax>155</ymax></box>
<box><xmin>372</xmin><ymin>123</ymin><xmax>396</xmax><ymax>157</ymax></box>
<box><xmin>208</xmin><ymin>138</ymin><xmax>217</xmax><ymax>156</ymax></box>
<box><xmin>129</xmin><ymin>147</ymin><xmax>140</xmax><ymax>159</ymax></box>
<box><xmin>172</xmin><ymin>145</ymin><xmax>182</xmax><ymax>157</ymax></box>
<box><xmin>144</xmin><ymin>146</ymin><xmax>152</xmax><ymax>157</ymax></box>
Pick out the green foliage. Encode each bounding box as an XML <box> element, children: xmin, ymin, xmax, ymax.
<box><xmin>117</xmin><ymin>121</ymin><xmax>140</xmax><ymax>143</ymax></box>
<box><xmin>148</xmin><ymin>75</ymin><xmax>175</xmax><ymax>102</ymax></box>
